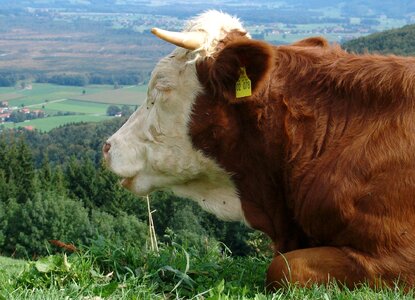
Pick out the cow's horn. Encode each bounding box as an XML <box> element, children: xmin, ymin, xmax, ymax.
<box><xmin>151</xmin><ymin>28</ymin><xmax>206</xmax><ymax>50</ymax></box>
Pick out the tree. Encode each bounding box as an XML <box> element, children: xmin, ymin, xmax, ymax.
<box><xmin>107</xmin><ymin>105</ymin><xmax>121</xmax><ymax>116</ymax></box>
<box><xmin>49</xmin><ymin>74</ymin><xmax>89</xmax><ymax>86</ymax></box>
<box><xmin>52</xmin><ymin>165</ymin><xmax>67</xmax><ymax>195</ymax></box>
<box><xmin>90</xmin><ymin>210</ymin><xmax>147</xmax><ymax>244</ymax></box>
<box><xmin>5</xmin><ymin>137</ymin><xmax>17</xmax><ymax>176</ymax></box>
<box><xmin>3</xmin><ymin>191</ymin><xmax>92</xmax><ymax>257</ymax></box>
<box><xmin>0</xmin><ymin>135</ymin><xmax>8</xmax><ymax>174</ymax></box>
<box><xmin>15</xmin><ymin>138</ymin><xmax>36</xmax><ymax>203</ymax></box>
<box><xmin>167</xmin><ymin>205</ymin><xmax>208</xmax><ymax>246</ymax></box>
<box><xmin>0</xmin><ymin>170</ymin><xmax>7</xmax><ymax>203</ymax></box>
<box><xmin>149</xmin><ymin>191</ymin><xmax>254</xmax><ymax>255</ymax></box>
<box><xmin>121</xmin><ymin>105</ymin><xmax>133</xmax><ymax>117</ymax></box>
<box><xmin>0</xmin><ymin>74</ymin><xmax>17</xmax><ymax>87</ymax></box>
<box><xmin>4</xmin><ymin>173</ymin><xmax>17</xmax><ymax>203</ymax></box>
<box><xmin>0</xmin><ymin>201</ymin><xmax>6</xmax><ymax>248</ymax></box>
<box><xmin>65</xmin><ymin>156</ymin><xmax>98</xmax><ymax>209</ymax></box>
<box><xmin>94</xmin><ymin>165</ymin><xmax>124</xmax><ymax>211</ymax></box>
<box><xmin>9</xmin><ymin>111</ymin><xmax>26</xmax><ymax>123</ymax></box>
<box><xmin>38</xmin><ymin>154</ymin><xmax>52</xmax><ymax>190</ymax></box>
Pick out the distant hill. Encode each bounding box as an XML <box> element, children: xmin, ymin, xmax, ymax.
<box><xmin>343</xmin><ymin>24</ymin><xmax>415</xmax><ymax>56</ymax></box>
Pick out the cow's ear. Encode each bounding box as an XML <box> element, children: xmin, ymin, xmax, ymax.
<box><xmin>209</xmin><ymin>39</ymin><xmax>274</xmax><ymax>103</ymax></box>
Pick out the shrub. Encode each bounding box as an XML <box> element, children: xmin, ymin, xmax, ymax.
<box><xmin>90</xmin><ymin>210</ymin><xmax>148</xmax><ymax>245</ymax></box>
<box><xmin>4</xmin><ymin>191</ymin><xmax>92</xmax><ymax>257</ymax></box>
<box><xmin>0</xmin><ymin>201</ymin><xmax>6</xmax><ymax>248</ymax></box>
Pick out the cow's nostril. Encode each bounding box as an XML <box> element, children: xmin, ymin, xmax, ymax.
<box><xmin>103</xmin><ymin>142</ymin><xmax>111</xmax><ymax>154</ymax></box>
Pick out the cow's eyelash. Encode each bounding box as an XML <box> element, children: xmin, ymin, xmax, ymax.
<box><xmin>146</xmin><ymin>88</ymin><xmax>164</xmax><ymax>108</ymax></box>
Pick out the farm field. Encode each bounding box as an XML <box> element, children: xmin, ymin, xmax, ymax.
<box><xmin>70</xmin><ymin>85</ymin><xmax>146</xmax><ymax>105</ymax></box>
<box><xmin>2</xmin><ymin>115</ymin><xmax>112</xmax><ymax>132</ymax></box>
<box><xmin>30</xmin><ymin>100</ymin><xmax>111</xmax><ymax>115</ymax></box>
<box><xmin>2</xmin><ymin>84</ymin><xmax>120</xmax><ymax>107</ymax></box>
<box><xmin>0</xmin><ymin>83</ymin><xmax>147</xmax><ymax>132</ymax></box>
<box><xmin>0</xmin><ymin>93</ymin><xmax>23</xmax><ymax>102</ymax></box>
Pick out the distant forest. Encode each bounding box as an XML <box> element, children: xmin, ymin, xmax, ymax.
<box><xmin>343</xmin><ymin>23</ymin><xmax>415</xmax><ymax>56</ymax></box>
<box><xmin>0</xmin><ymin>71</ymin><xmax>151</xmax><ymax>87</ymax></box>
<box><xmin>0</xmin><ymin>119</ymin><xmax>256</xmax><ymax>258</ymax></box>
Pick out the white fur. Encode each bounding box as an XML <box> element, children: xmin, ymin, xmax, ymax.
<box><xmin>184</xmin><ymin>10</ymin><xmax>249</xmax><ymax>59</ymax></box>
<box><xmin>106</xmin><ymin>11</ymin><xmax>247</xmax><ymax>222</ymax></box>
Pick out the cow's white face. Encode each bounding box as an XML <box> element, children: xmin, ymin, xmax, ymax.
<box><xmin>106</xmin><ymin>50</ymin><xmax>202</xmax><ymax>194</ymax></box>
<box><xmin>104</xmin><ymin>11</ymin><xmax>248</xmax><ymax>222</ymax></box>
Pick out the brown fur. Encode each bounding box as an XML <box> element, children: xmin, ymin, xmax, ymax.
<box><xmin>191</xmin><ymin>35</ymin><xmax>415</xmax><ymax>289</ymax></box>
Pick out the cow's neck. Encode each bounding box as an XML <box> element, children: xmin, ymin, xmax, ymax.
<box><xmin>232</xmin><ymin>97</ymin><xmax>310</xmax><ymax>251</ymax></box>
<box><xmin>170</xmin><ymin>171</ymin><xmax>246</xmax><ymax>222</ymax></box>
<box><xmin>189</xmin><ymin>90</ymin><xmax>310</xmax><ymax>252</ymax></box>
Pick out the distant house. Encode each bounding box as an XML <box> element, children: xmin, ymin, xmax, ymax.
<box><xmin>0</xmin><ymin>113</ymin><xmax>11</xmax><ymax>123</ymax></box>
<box><xmin>32</xmin><ymin>109</ymin><xmax>45</xmax><ymax>117</ymax></box>
<box><xmin>0</xmin><ymin>101</ymin><xmax>9</xmax><ymax>107</ymax></box>
<box><xmin>20</xmin><ymin>108</ymin><xmax>30</xmax><ymax>114</ymax></box>
<box><xmin>23</xmin><ymin>125</ymin><xmax>34</xmax><ymax>131</ymax></box>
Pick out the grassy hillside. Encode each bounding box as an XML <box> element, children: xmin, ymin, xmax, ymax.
<box><xmin>343</xmin><ymin>24</ymin><xmax>415</xmax><ymax>55</ymax></box>
<box><xmin>1</xmin><ymin>241</ymin><xmax>413</xmax><ymax>299</ymax></box>
<box><xmin>0</xmin><ymin>256</ymin><xmax>26</xmax><ymax>276</ymax></box>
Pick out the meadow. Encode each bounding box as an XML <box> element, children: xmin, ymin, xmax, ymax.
<box><xmin>2</xmin><ymin>115</ymin><xmax>112</xmax><ymax>132</ymax></box>
<box><xmin>1</xmin><ymin>238</ymin><xmax>413</xmax><ymax>299</ymax></box>
<box><xmin>0</xmin><ymin>83</ymin><xmax>147</xmax><ymax>131</ymax></box>
<box><xmin>70</xmin><ymin>85</ymin><xmax>148</xmax><ymax>105</ymax></box>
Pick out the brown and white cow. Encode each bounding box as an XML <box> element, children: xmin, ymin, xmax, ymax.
<box><xmin>103</xmin><ymin>10</ymin><xmax>415</xmax><ymax>289</ymax></box>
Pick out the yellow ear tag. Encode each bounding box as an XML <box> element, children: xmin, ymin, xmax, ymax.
<box><xmin>235</xmin><ymin>67</ymin><xmax>252</xmax><ymax>98</ymax></box>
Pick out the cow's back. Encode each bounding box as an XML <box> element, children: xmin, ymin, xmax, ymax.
<box><xmin>277</xmin><ymin>45</ymin><xmax>415</xmax><ymax>286</ymax></box>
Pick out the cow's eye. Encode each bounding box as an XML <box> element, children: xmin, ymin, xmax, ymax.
<box><xmin>155</xmin><ymin>83</ymin><xmax>173</xmax><ymax>92</ymax></box>
<box><xmin>155</xmin><ymin>86</ymin><xmax>173</xmax><ymax>102</ymax></box>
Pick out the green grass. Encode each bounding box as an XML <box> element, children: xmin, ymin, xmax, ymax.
<box><xmin>0</xmin><ymin>237</ymin><xmax>413</xmax><ymax>299</ymax></box>
<box><xmin>6</xmin><ymin>84</ymin><xmax>87</xmax><ymax>107</ymax></box>
<box><xmin>0</xmin><ymin>83</ymin><xmax>147</xmax><ymax>131</ymax></box>
<box><xmin>1</xmin><ymin>83</ymin><xmax>137</xmax><ymax>107</ymax></box>
<box><xmin>0</xmin><ymin>93</ymin><xmax>23</xmax><ymax>102</ymax></box>
<box><xmin>0</xmin><ymin>256</ymin><xmax>27</xmax><ymax>295</ymax></box>
<box><xmin>70</xmin><ymin>87</ymin><xmax>146</xmax><ymax>106</ymax></box>
<box><xmin>30</xmin><ymin>99</ymin><xmax>110</xmax><ymax>115</ymax></box>
<box><xmin>0</xmin><ymin>256</ymin><xmax>27</xmax><ymax>276</ymax></box>
<box><xmin>3</xmin><ymin>115</ymin><xmax>112</xmax><ymax>132</ymax></box>
<box><xmin>0</xmin><ymin>87</ymin><xmax>20</xmax><ymax>94</ymax></box>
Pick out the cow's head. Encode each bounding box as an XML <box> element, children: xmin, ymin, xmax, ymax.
<box><xmin>103</xmin><ymin>11</ymin><xmax>274</xmax><ymax>220</ymax></box>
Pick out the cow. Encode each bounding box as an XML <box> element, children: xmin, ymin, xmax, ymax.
<box><xmin>103</xmin><ymin>10</ymin><xmax>415</xmax><ymax>290</ymax></box>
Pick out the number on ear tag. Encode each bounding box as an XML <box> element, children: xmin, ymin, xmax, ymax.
<box><xmin>235</xmin><ymin>67</ymin><xmax>252</xmax><ymax>98</ymax></box>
